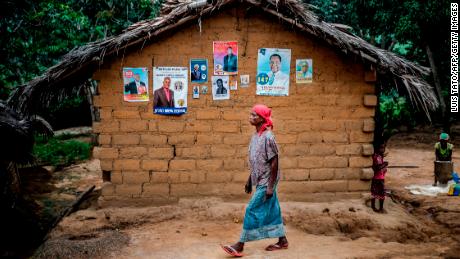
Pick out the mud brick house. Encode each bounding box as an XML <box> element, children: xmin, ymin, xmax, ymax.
<box><xmin>9</xmin><ymin>0</ymin><xmax>438</xmax><ymax>203</ymax></box>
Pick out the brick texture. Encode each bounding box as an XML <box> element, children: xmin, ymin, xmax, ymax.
<box><xmin>93</xmin><ymin>147</ymin><xmax>118</xmax><ymax>159</ymax></box>
<box><xmin>363</xmin><ymin>95</ymin><xmax>378</xmax><ymax>107</ymax></box>
<box><xmin>94</xmin><ymin>8</ymin><xmax>376</xmax><ymax>200</ymax></box>
<box><xmin>363</xmin><ymin>119</ymin><xmax>375</xmax><ymax>132</ymax></box>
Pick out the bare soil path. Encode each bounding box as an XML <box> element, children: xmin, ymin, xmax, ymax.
<box><xmin>34</xmin><ymin>132</ymin><xmax>460</xmax><ymax>258</ymax></box>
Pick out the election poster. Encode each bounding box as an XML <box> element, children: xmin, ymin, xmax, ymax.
<box><xmin>153</xmin><ymin>67</ymin><xmax>188</xmax><ymax>115</ymax></box>
<box><xmin>296</xmin><ymin>59</ymin><xmax>313</xmax><ymax>84</ymax></box>
<box><xmin>229</xmin><ymin>75</ymin><xmax>238</xmax><ymax>90</ymax></box>
<box><xmin>123</xmin><ymin>67</ymin><xmax>149</xmax><ymax>102</ymax></box>
<box><xmin>256</xmin><ymin>48</ymin><xmax>291</xmax><ymax>96</ymax></box>
<box><xmin>190</xmin><ymin>59</ymin><xmax>208</xmax><ymax>83</ymax></box>
<box><xmin>240</xmin><ymin>74</ymin><xmax>250</xmax><ymax>87</ymax></box>
<box><xmin>192</xmin><ymin>86</ymin><xmax>200</xmax><ymax>99</ymax></box>
<box><xmin>212</xmin><ymin>76</ymin><xmax>230</xmax><ymax>100</ymax></box>
<box><xmin>213</xmin><ymin>41</ymin><xmax>238</xmax><ymax>76</ymax></box>
<box><xmin>201</xmin><ymin>85</ymin><xmax>209</xmax><ymax>94</ymax></box>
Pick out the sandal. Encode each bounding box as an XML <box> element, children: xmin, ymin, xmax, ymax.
<box><xmin>265</xmin><ymin>242</ymin><xmax>288</xmax><ymax>251</ymax></box>
<box><xmin>221</xmin><ymin>244</ymin><xmax>244</xmax><ymax>257</ymax></box>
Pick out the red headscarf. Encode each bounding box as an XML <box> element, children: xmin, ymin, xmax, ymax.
<box><xmin>252</xmin><ymin>104</ymin><xmax>273</xmax><ymax>135</ymax></box>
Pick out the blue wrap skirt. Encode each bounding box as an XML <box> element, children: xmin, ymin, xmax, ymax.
<box><xmin>239</xmin><ymin>185</ymin><xmax>285</xmax><ymax>242</ymax></box>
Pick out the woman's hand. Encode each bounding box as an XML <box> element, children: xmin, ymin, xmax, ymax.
<box><xmin>265</xmin><ymin>187</ymin><xmax>274</xmax><ymax>199</ymax></box>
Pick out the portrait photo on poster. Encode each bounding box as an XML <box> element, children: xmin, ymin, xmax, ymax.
<box><xmin>256</xmin><ymin>48</ymin><xmax>291</xmax><ymax>96</ymax></box>
<box><xmin>153</xmin><ymin>67</ymin><xmax>188</xmax><ymax>115</ymax></box>
<box><xmin>213</xmin><ymin>41</ymin><xmax>238</xmax><ymax>76</ymax></box>
<box><xmin>212</xmin><ymin>76</ymin><xmax>230</xmax><ymax>100</ymax></box>
<box><xmin>190</xmin><ymin>59</ymin><xmax>208</xmax><ymax>83</ymax></box>
<box><xmin>123</xmin><ymin>67</ymin><xmax>149</xmax><ymax>102</ymax></box>
<box><xmin>229</xmin><ymin>75</ymin><xmax>238</xmax><ymax>90</ymax></box>
<box><xmin>201</xmin><ymin>85</ymin><xmax>208</xmax><ymax>94</ymax></box>
<box><xmin>240</xmin><ymin>74</ymin><xmax>250</xmax><ymax>87</ymax></box>
<box><xmin>193</xmin><ymin>86</ymin><xmax>200</xmax><ymax>99</ymax></box>
<box><xmin>296</xmin><ymin>59</ymin><xmax>313</xmax><ymax>84</ymax></box>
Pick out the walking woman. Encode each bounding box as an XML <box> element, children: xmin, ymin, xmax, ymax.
<box><xmin>221</xmin><ymin>104</ymin><xmax>288</xmax><ymax>257</ymax></box>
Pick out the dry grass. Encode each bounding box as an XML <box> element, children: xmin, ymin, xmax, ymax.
<box><xmin>33</xmin><ymin>230</ymin><xmax>129</xmax><ymax>259</ymax></box>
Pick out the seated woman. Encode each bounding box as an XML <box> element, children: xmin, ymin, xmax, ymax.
<box><xmin>434</xmin><ymin>132</ymin><xmax>454</xmax><ymax>186</ymax></box>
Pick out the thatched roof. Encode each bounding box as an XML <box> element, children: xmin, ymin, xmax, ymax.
<box><xmin>8</xmin><ymin>0</ymin><xmax>438</xmax><ymax>118</ymax></box>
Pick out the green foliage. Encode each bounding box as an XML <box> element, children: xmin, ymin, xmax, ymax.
<box><xmin>49</xmin><ymin>96</ymin><xmax>85</xmax><ymax>113</ymax></box>
<box><xmin>0</xmin><ymin>0</ymin><xmax>163</xmax><ymax>98</ymax></box>
<box><xmin>392</xmin><ymin>42</ymin><xmax>412</xmax><ymax>56</ymax></box>
<box><xmin>307</xmin><ymin>0</ymin><xmax>449</xmax><ymax>63</ymax></box>
<box><xmin>379</xmin><ymin>89</ymin><xmax>416</xmax><ymax>135</ymax></box>
<box><xmin>306</xmin><ymin>0</ymin><xmax>451</xmax><ymax>123</ymax></box>
<box><xmin>33</xmin><ymin>136</ymin><xmax>91</xmax><ymax>167</ymax></box>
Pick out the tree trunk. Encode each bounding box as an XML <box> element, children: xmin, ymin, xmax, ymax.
<box><xmin>380</xmin><ymin>34</ymin><xmax>385</xmax><ymax>49</ymax></box>
<box><xmin>425</xmin><ymin>44</ymin><xmax>447</xmax><ymax>130</ymax></box>
<box><xmin>388</xmin><ymin>39</ymin><xmax>396</xmax><ymax>51</ymax></box>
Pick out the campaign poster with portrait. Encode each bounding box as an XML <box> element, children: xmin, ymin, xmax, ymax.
<box><xmin>213</xmin><ymin>41</ymin><xmax>238</xmax><ymax>76</ymax></box>
<box><xmin>296</xmin><ymin>59</ymin><xmax>313</xmax><ymax>84</ymax></box>
<box><xmin>229</xmin><ymin>75</ymin><xmax>238</xmax><ymax>90</ymax></box>
<box><xmin>190</xmin><ymin>59</ymin><xmax>208</xmax><ymax>83</ymax></box>
<box><xmin>123</xmin><ymin>67</ymin><xmax>149</xmax><ymax>102</ymax></box>
<box><xmin>153</xmin><ymin>67</ymin><xmax>188</xmax><ymax>115</ymax></box>
<box><xmin>240</xmin><ymin>75</ymin><xmax>250</xmax><ymax>87</ymax></box>
<box><xmin>256</xmin><ymin>48</ymin><xmax>291</xmax><ymax>96</ymax></box>
<box><xmin>192</xmin><ymin>86</ymin><xmax>200</xmax><ymax>99</ymax></box>
<box><xmin>201</xmin><ymin>85</ymin><xmax>209</xmax><ymax>94</ymax></box>
<box><xmin>212</xmin><ymin>76</ymin><xmax>230</xmax><ymax>100</ymax></box>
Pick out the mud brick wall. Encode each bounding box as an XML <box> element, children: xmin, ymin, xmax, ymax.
<box><xmin>92</xmin><ymin>7</ymin><xmax>378</xmax><ymax>202</ymax></box>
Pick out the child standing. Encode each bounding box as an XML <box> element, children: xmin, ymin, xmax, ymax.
<box><xmin>371</xmin><ymin>142</ymin><xmax>388</xmax><ymax>213</ymax></box>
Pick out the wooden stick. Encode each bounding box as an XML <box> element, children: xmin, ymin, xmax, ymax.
<box><xmin>43</xmin><ymin>185</ymin><xmax>96</xmax><ymax>241</ymax></box>
<box><xmin>388</xmin><ymin>165</ymin><xmax>420</xmax><ymax>168</ymax></box>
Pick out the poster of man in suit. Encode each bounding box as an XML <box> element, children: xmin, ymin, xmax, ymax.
<box><xmin>123</xmin><ymin>67</ymin><xmax>149</xmax><ymax>102</ymax></box>
<box><xmin>190</xmin><ymin>59</ymin><xmax>208</xmax><ymax>83</ymax></box>
<box><xmin>153</xmin><ymin>67</ymin><xmax>188</xmax><ymax>115</ymax></box>
<box><xmin>213</xmin><ymin>41</ymin><xmax>238</xmax><ymax>76</ymax></box>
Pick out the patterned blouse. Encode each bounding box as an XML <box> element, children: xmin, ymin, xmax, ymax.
<box><xmin>435</xmin><ymin>142</ymin><xmax>453</xmax><ymax>161</ymax></box>
<box><xmin>248</xmin><ymin>130</ymin><xmax>280</xmax><ymax>187</ymax></box>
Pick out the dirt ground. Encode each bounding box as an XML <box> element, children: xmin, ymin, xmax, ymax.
<box><xmin>19</xmin><ymin>159</ymin><xmax>103</xmax><ymax>229</ymax></box>
<box><xmin>33</xmin><ymin>132</ymin><xmax>460</xmax><ymax>259</ymax></box>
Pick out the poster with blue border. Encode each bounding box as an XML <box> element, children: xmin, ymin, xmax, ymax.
<box><xmin>190</xmin><ymin>59</ymin><xmax>208</xmax><ymax>83</ymax></box>
<box><xmin>153</xmin><ymin>67</ymin><xmax>188</xmax><ymax>115</ymax></box>
<box><xmin>256</xmin><ymin>48</ymin><xmax>291</xmax><ymax>96</ymax></box>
